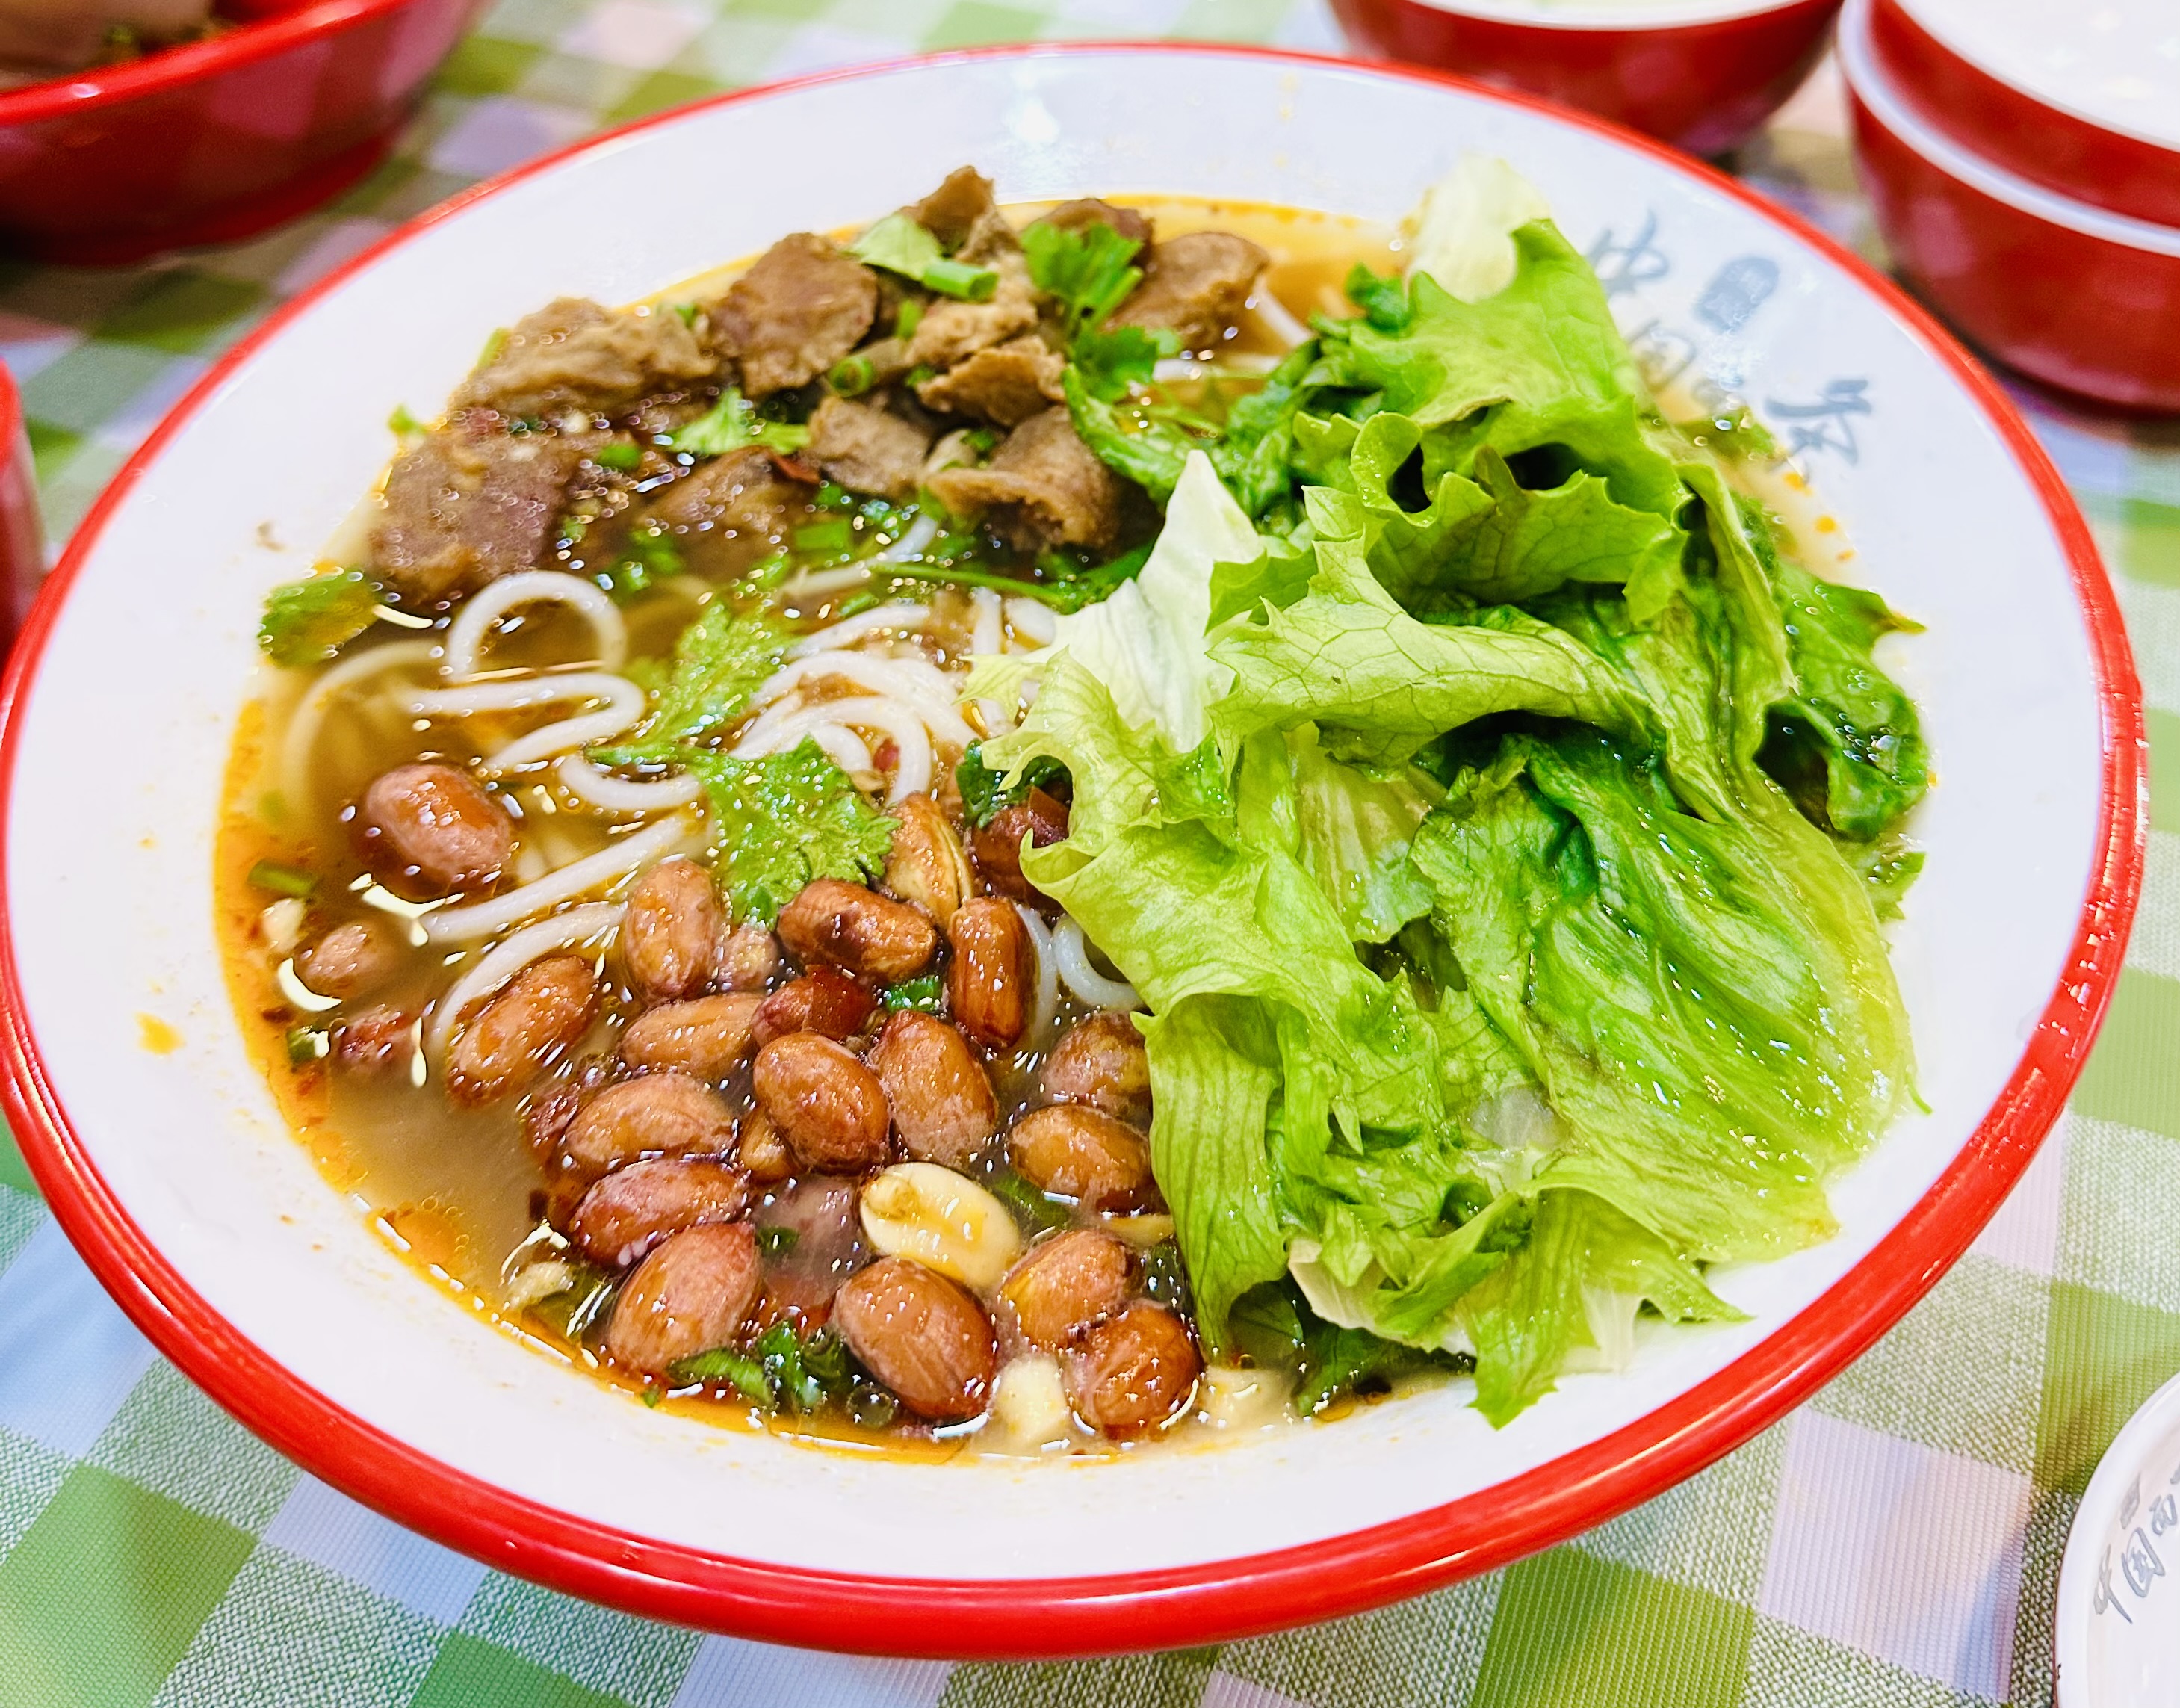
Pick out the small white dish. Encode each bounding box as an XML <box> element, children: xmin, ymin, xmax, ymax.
<box><xmin>2057</xmin><ymin>1370</ymin><xmax>2180</xmax><ymax>1708</ymax></box>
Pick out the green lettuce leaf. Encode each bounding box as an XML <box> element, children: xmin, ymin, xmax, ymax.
<box><xmin>1287</xmin><ymin>725</ymin><xmax>1438</xmax><ymax>944</ymax></box>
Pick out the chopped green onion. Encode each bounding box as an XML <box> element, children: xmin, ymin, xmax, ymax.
<box><xmin>640</xmin><ymin>1385</ymin><xmax>663</xmax><ymax>1408</ymax></box>
<box><xmin>846</xmin><ymin>1382</ymin><xmax>898</xmax><ymax>1429</ymax></box>
<box><xmin>595</xmin><ymin>442</ymin><xmax>642</xmax><ymax>471</ymax></box>
<box><xmin>922</xmin><ymin>257</ymin><xmax>998</xmax><ymax>301</ymax></box>
<box><xmin>285</xmin><ymin>1026</ymin><xmax>329</xmax><ymax>1065</ymax></box>
<box><xmin>476</xmin><ymin>327</ymin><xmax>507</xmax><ymax>368</ymax></box>
<box><xmin>671</xmin><ymin>1346</ymin><xmax>772</xmax><ymax>1405</ymax></box>
<box><xmin>386</xmin><ymin>403</ymin><xmax>424</xmax><ymax>437</ymax></box>
<box><xmin>794</xmin><ymin>519</ymin><xmax>853</xmax><ymax>555</ymax></box>
<box><xmin>983</xmin><ymin>1168</ymin><xmax>1072</xmax><ymax>1234</ymax></box>
<box><xmin>672</xmin><ymin>301</ymin><xmax>700</xmax><ymax>327</ymax></box>
<box><xmin>882</xmin><ymin>974</ymin><xmax>944</xmax><ymax>1012</ymax></box>
<box><xmin>755</xmin><ymin>1225</ymin><xmax>799</xmax><ymax>1257</ymax></box>
<box><xmin>827</xmin><ymin>353</ymin><xmax>877</xmax><ymax>397</ymax></box>
<box><xmin>902</xmin><ymin>364</ymin><xmax>938</xmax><ymax>389</ymax></box>
<box><xmin>894</xmin><ymin>298</ymin><xmax>923</xmax><ymax>340</ymax></box>
<box><xmin>249</xmin><ymin>859</ymin><xmax>318</xmax><ymax>899</ymax></box>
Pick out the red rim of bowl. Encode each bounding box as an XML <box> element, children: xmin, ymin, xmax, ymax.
<box><xmin>1867</xmin><ymin>0</ymin><xmax>2180</xmax><ymax>229</ymax></box>
<box><xmin>0</xmin><ymin>0</ymin><xmax>421</xmax><ymax>123</ymax></box>
<box><xmin>0</xmin><ymin>41</ymin><xmax>2145</xmax><ymax>1659</ymax></box>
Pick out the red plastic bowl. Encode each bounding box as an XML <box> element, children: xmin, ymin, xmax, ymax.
<box><xmin>1865</xmin><ymin>0</ymin><xmax>2180</xmax><ymax>231</ymax></box>
<box><xmin>0</xmin><ymin>364</ymin><xmax>40</xmax><ymax>654</ymax></box>
<box><xmin>0</xmin><ymin>0</ymin><xmax>483</xmax><ymax>264</ymax></box>
<box><xmin>1328</xmin><ymin>0</ymin><xmax>1841</xmax><ymax>156</ymax></box>
<box><xmin>1840</xmin><ymin>0</ymin><xmax>2180</xmax><ymax>415</ymax></box>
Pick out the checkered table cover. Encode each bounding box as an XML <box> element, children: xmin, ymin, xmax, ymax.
<box><xmin>2</xmin><ymin>3</ymin><xmax>2177</xmax><ymax>1703</ymax></box>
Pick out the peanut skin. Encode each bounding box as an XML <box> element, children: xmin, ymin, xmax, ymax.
<box><xmin>605</xmin><ymin>1222</ymin><xmax>761</xmax><ymax>1376</ymax></box>
<box><xmin>352</xmin><ymin>762</ymin><xmax>511</xmax><ymax>899</ymax></box>
<box><xmin>447</xmin><ymin>955</ymin><xmax>598</xmax><ymax>1106</ymax></box>
<box><xmin>833</xmin><ymin>1256</ymin><xmax>997</xmax><ymax>1421</ymax></box>
<box><xmin>867</xmin><ymin>1012</ymin><xmax>997</xmax><ymax>1168</ymax></box>
<box><xmin>622</xmin><ymin>857</ymin><xmax>724</xmax><ymax>1000</ymax></box>
<box><xmin>776</xmin><ymin>879</ymin><xmax>936</xmax><ymax>983</ymax></box>
<box><xmin>752</xmin><ymin>1032</ymin><xmax>891</xmax><ymax>1174</ymax></box>
<box><xmin>946</xmin><ymin>897</ymin><xmax>1032</xmax><ymax>1051</ymax></box>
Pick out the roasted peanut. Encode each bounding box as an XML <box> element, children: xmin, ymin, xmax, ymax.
<box><xmin>734</xmin><ymin>1106</ymin><xmax>794</xmax><ymax>1184</ymax></box>
<box><xmin>332</xmin><ymin>1005</ymin><xmax>415</xmax><ymax>1076</ymax></box>
<box><xmin>718</xmin><ymin>921</ymin><xmax>781</xmax><ymax>992</ymax></box>
<box><xmin>1008</xmin><ymin>1104</ymin><xmax>1153</xmax><ymax>1210</ymax></box>
<box><xmin>447</xmin><ymin>956</ymin><xmax>598</xmax><ymax>1106</ymax></box>
<box><xmin>1063</xmin><ymin>1301</ymin><xmax>1201</xmax><ymax>1433</ymax></box>
<box><xmin>622</xmin><ymin>857</ymin><xmax>724</xmax><ymax>1000</ymax></box>
<box><xmin>1000</xmin><ymin>1230</ymin><xmax>1132</xmax><ymax>1350</ymax></box>
<box><xmin>750</xmin><ymin>967</ymin><xmax>877</xmax><ymax>1048</ymax></box>
<box><xmin>521</xmin><ymin>1059</ymin><xmax>610</xmax><ymax>1162</ymax></box>
<box><xmin>619</xmin><ymin>994</ymin><xmax>761</xmax><ymax>1080</ymax></box>
<box><xmin>776</xmin><ymin>879</ymin><xmax>936</xmax><ymax>983</ymax></box>
<box><xmin>946</xmin><ymin>897</ymin><xmax>1032</xmax><ymax>1051</ymax></box>
<box><xmin>969</xmin><ymin>788</ymin><xmax>1068</xmax><ymax>903</ymax></box>
<box><xmin>294</xmin><ymin>920</ymin><xmax>401</xmax><ymax>1001</ymax></box>
<box><xmin>569</xmin><ymin>1157</ymin><xmax>749</xmax><ymax>1267</ymax></box>
<box><xmin>752</xmin><ymin>1033</ymin><xmax>891</xmax><ymax>1173</ymax></box>
<box><xmin>604</xmin><ymin>1222</ymin><xmax>761</xmax><ymax>1376</ymax></box>
<box><xmin>833</xmin><ymin>1256</ymin><xmax>997</xmax><ymax>1422</ymax></box>
<box><xmin>561</xmin><ymin>1069</ymin><xmax>736</xmax><ymax>1173</ymax></box>
<box><xmin>883</xmin><ymin>793</ymin><xmax>976</xmax><ymax>927</ymax></box>
<box><xmin>1041</xmin><ymin>1011</ymin><xmax>1151</xmax><ymax>1124</ymax></box>
<box><xmin>351</xmin><ymin>762</ymin><xmax>512</xmax><ymax>899</ymax></box>
<box><xmin>867</xmin><ymin>1012</ymin><xmax>997</xmax><ymax>1167</ymax></box>
<box><xmin>858</xmin><ymin>1163</ymin><xmax>1021</xmax><ymax>1290</ymax></box>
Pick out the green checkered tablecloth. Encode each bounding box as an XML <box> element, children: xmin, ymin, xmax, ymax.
<box><xmin>3</xmin><ymin>3</ymin><xmax>2179</xmax><ymax>1703</ymax></box>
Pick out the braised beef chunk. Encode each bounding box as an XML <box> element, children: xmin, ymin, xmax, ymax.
<box><xmin>711</xmin><ymin>234</ymin><xmax>877</xmax><ymax>397</ymax></box>
<box><xmin>453</xmin><ymin>298</ymin><xmax>713</xmax><ymax>419</ymax></box>
<box><xmin>925</xmin><ymin>406</ymin><xmax>1121</xmax><ymax>551</ymax></box>
<box><xmin>1035</xmin><ymin>198</ymin><xmax>1153</xmax><ymax>248</ymax></box>
<box><xmin>629</xmin><ymin>447</ymin><xmax>807</xmax><ymax>573</ymax></box>
<box><xmin>806</xmin><ymin>396</ymin><xmax>932</xmax><ymax>502</ymax></box>
<box><xmin>371</xmin><ymin>413</ymin><xmax>583</xmax><ymax>604</ymax></box>
<box><xmin>906</xmin><ymin>255</ymin><xmax>1039</xmax><ymax>371</ymax></box>
<box><xmin>911</xmin><ymin>166</ymin><xmax>1000</xmax><ymax>250</ymax></box>
<box><xmin>1112</xmin><ymin>231</ymin><xmax>1269</xmax><ymax>350</ymax></box>
<box><xmin>914</xmin><ymin>332</ymin><xmax>1065</xmax><ymax>427</ymax></box>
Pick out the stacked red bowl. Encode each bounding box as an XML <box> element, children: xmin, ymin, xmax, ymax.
<box><xmin>1839</xmin><ymin>0</ymin><xmax>2180</xmax><ymax>412</ymax></box>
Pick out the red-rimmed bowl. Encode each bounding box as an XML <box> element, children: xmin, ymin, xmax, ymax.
<box><xmin>0</xmin><ymin>0</ymin><xmax>483</xmax><ymax>264</ymax></box>
<box><xmin>0</xmin><ymin>363</ymin><xmax>40</xmax><ymax>655</ymax></box>
<box><xmin>1328</xmin><ymin>0</ymin><xmax>1842</xmax><ymax>156</ymax></box>
<box><xmin>0</xmin><ymin>43</ymin><xmax>2143</xmax><ymax>1658</ymax></box>
<box><xmin>1866</xmin><ymin>0</ymin><xmax>2180</xmax><ymax>230</ymax></box>
<box><xmin>1841</xmin><ymin>0</ymin><xmax>2180</xmax><ymax>415</ymax></box>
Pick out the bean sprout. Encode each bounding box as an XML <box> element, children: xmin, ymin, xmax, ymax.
<box><xmin>405</xmin><ymin>672</ymin><xmax>647</xmax><ymax>776</ymax></box>
<box><xmin>1005</xmin><ymin>598</ymin><xmax>1057</xmax><ymax>646</ymax></box>
<box><xmin>1013</xmin><ymin>904</ymin><xmax>1062</xmax><ymax>1047</ymax></box>
<box><xmin>442</xmin><ymin>571</ymin><xmax>626</xmax><ymax>678</ymax></box>
<box><xmin>424</xmin><ymin>901</ymin><xmax>623</xmax><ymax>1064</ymax></box>
<box><xmin>1050</xmin><ymin>916</ymin><xmax>1143</xmax><ymax>1011</ymax></box>
<box><xmin>279</xmin><ymin>639</ymin><xmax>438</xmax><ymax>810</ymax></box>
<box><xmin>552</xmin><ymin>753</ymin><xmax>705</xmax><ymax>814</ymax></box>
<box><xmin>732</xmin><ymin>697</ymin><xmax>932</xmax><ymax>802</ymax></box>
<box><xmin>421</xmin><ymin>812</ymin><xmax>697</xmax><ymax>944</ymax></box>
<box><xmin>787</xmin><ymin>602</ymin><xmax>933</xmax><ymax>659</ymax></box>
<box><xmin>875</xmin><ymin>512</ymin><xmax>941</xmax><ymax>563</ymax></box>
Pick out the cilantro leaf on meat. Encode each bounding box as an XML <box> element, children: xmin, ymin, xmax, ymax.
<box><xmin>258</xmin><ymin>569</ymin><xmax>385</xmax><ymax>666</ymax></box>
<box><xmin>1024</xmin><ymin>220</ymin><xmax>1145</xmax><ymax>344</ymax></box>
<box><xmin>666</xmin><ymin>389</ymin><xmax>810</xmax><ymax>457</ymax></box>
<box><xmin>851</xmin><ymin>214</ymin><xmax>998</xmax><ymax>302</ymax></box>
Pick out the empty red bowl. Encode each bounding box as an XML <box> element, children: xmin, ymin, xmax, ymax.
<box><xmin>0</xmin><ymin>0</ymin><xmax>483</xmax><ymax>264</ymax></box>
<box><xmin>0</xmin><ymin>362</ymin><xmax>41</xmax><ymax>653</ymax></box>
<box><xmin>1867</xmin><ymin>0</ymin><xmax>2180</xmax><ymax>229</ymax></box>
<box><xmin>1840</xmin><ymin>0</ymin><xmax>2180</xmax><ymax>414</ymax></box>
<box><xmin>1327</xmin><ymin>0</ymin><xmax>1842</xmax><ymax>155</ymax></box>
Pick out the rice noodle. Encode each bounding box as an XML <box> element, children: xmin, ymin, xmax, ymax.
<box><xmin>442</xmin><ymin>571</ymin><xmax>626</xmax><ymax>678</ymax></box>
<box><xmin>279</xmin><ymin>639</ymin><xmax>438</xmax><ymax>808</ymax></box>
<box><xmin>1244</xmin><ymin>289</ymin><xmax>1313</xmax><ymax>350</ymax></box>
<box><xmin>732</xmin><ymin>697</ymin><xmax>932</xmax><ymax>802</ymax></box>
<box><xmin>970</xmin><ymin>587</ymin><xmax>1006</xmax><ymax>734</ymax></box>
<box><xmin>875</xmin><ymin>512</ymin><xmax>940</xmax><ymax>563</ymax></box>
<box><xmin>551</xmin><ymin>753</ymin><xmax>705</xmax><ymax>814</ymax></box>
<box><xmin>1049</xmin><ymin>916</ymin><xmax>1143</xmax><ymax>1011</ymax></box>
<box><xmin>424</xmin><ymin>901</ymin><xmax>622</xmax><ymax>1065</ymax></box>
<box><xmin>1013</xmin><ymin>903</ymin><xmax>1062</xmax><ymax>1047</ymax></box>
<box><xmin>1004</xmin><ymin>598</ymin><xmax>1058</xmax><ymax>646</ymax></box>
<box><xmin>743</xmin><ymin>654</ymin><xmax>976</xmax><ymax>748</ymax></box>
<box><xmin>781</xmin><ymin>564</ymin><xmax>872</xmax><ymax>599</ymax></box>
<box><xmin>405</xmin><ymin>672</ymin><xmax>647</xmax><ymax>776</ymax></box>
<box><xmin>421</xmin><ymin>811</ymin><xmax>696</xmax><ymax>944</ymax></box>
<box><xmin>787</xmin><ymin>602</ymin><xmax>932</xmax><ymax>659</ymax></box>
<box><xmin>808</xmin><ymin>724</ymin><xmax>876</xmax><ymax>777</ymax></box>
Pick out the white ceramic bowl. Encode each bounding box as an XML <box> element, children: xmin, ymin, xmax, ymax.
<box><xmin>0</xmin><ymin>44</ymin><xmax>2143</xmax><ymax>1657</ymax></box>
<box><xmin>2057</xmin><ymin>1369</ymin><xmax>2180</xmax><ymax>1707</ymax></box>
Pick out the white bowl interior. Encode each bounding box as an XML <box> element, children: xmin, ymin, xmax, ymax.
<box><xmin>1399</xmin><ymin>0</ymin><xmax>1812</xmax><ymax>28</ymax></box>
<box><xmin>4</xmin><ymin>51</ymin><xmax>2107</xmax><ymax>1586</ymax></box>
<box><xmin>1893</xmin><ymin>0</ymin><xmax>2180</xmax><ymax>150</ymax></box>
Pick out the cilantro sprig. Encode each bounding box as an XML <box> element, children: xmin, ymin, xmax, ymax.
<box><xmin>1023</xmin><ymin>220</ymin><xmax>1179</xmax><ymax>402</ymax></box>
<box><xmin>665</xmin><ymin>388</ymin><xmax>811</xmax><ymax>457</ymax></box>
<box><xmin>258</xmin><ymin>569</ymin><xmax>387</xmax><ymax>666</ymax></box>
<box><xmin>850</xmin><ymin>214</ymin><xmax>998</xmax><ymax>302</ymax></box>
